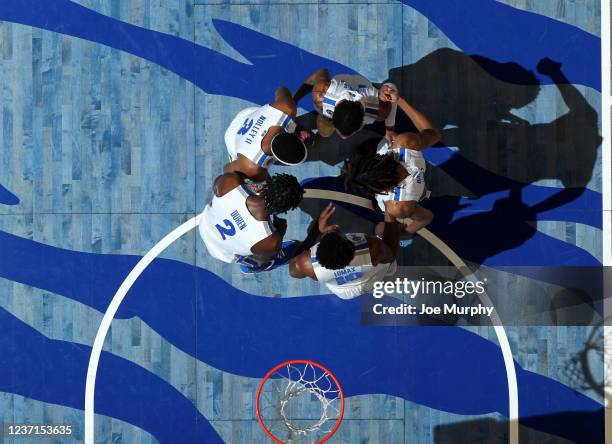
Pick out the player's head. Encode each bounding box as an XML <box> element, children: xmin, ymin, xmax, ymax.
<box><xmin>261</xmin><ymin>173</ymin><xmax>305</xmax><ymax>214</ymax></box>
<box><xmin>346</xmin><ymin>152</ymin><xmax>401</xmax><ymax>194</ymax></box>
<box><xmin>270</xmin><ymin>132</ymin><xmax>308</xmax><ymax>166</ymax></box>
<box><xmin>332</xmin><ymin>100</ymin><xmax>364</xmax><ymax>139</ymax></box>
<box><xmin>316</xmin><ymin>231</ymin><xmax>355</xmax><ymax>270</ymax></box>
<box><xmin>312</xmin><ymin>80</ymin><xmax>331</xmax><ymax>110</ymax></box>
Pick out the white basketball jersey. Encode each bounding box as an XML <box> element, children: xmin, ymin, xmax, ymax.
<box><xmin>311</xmin><ymin>233</ymin><xmax>395</xmax><ymax>299</ymax></box>
<box><xmin>225</xmin><ymin>104</ymin><xmax>296</xmax><ymax>168</ymax></box>
<box><xmin>321</xmin><ymin>74</ymin><xmax>380</xmax><ymax>126</ymax></box>
<box><xmin>199</xmin><ymin>184</ymin><xmax>274</xmax><ymax>263</ymax></box>
<box><xmin>375</xmin><ymin>140</ymin><xmax>427</xmax><ymax>210</ymax></box>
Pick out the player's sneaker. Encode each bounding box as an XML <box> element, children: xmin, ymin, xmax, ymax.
<box><xmin>239</xmin><ymin>240</ymin><xmax>299</xmax><ymax>274</ymax></box>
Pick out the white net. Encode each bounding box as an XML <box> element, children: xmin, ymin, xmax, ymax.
<box><xmin>564</xmin><ymin>320</ymin><xmax>608</xmax><ymax>400</ymax></box>
<box><xmin>257</xmin><ymin>361</ymin><xmax>344</xmax><ymax>443</ymax></box>
<box><xmin>586</xmin><ymin>321</ymin><xmax>609</xmax><ymax>397</ymax></box>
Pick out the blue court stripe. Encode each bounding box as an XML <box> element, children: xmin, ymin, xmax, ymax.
<box><xmin>354</xmin><ymin>242</ymin><xmax>368</xmax><ymax>250</ymax></box>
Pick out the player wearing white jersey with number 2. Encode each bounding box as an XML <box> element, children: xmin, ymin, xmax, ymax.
<box><xmin>199</xmin><ymin>172</ymin><xmax>304</xmax><ymax>272</ymax></box>
<box><xmin>289</xmin><ymin>203</ymin><xmax>400</xmax><ymax>299</ymax></box>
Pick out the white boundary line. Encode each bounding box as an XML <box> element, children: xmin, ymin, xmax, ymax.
<box><xmin>84</xmin><ymin>215</ymin><xmax>202</xmax><ymax>444</ymax></box>
<box><xmin>602</xmin><ymin>0</ymin><xmax>611</xmax><ymax>261</ymax></box>
<box><xmin>601</xmin><ymin>0</ymin><xmax>612</xmax><ymax>439</ymax></box>
<box><xmin>415</xmin><ymin>225</ymin><xmax>519</xmax><ymax>443</ymax></box>
<box><xmin>304</xmin><ymin>189</ymin><xmax>374</xmax><ymax>209</ymax></box>
<box><xmin>84</xmin><ymin>193</ymin><xmax>519</xmax><ymax>444</ymax></box>
<box><xmin>303</xmin><ymin>190</ymin><xmax>519</xmax><ymax>443</ymax></box>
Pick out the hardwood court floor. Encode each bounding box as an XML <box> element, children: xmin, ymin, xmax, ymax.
<box><xmin>0</xmin><ymin>0</ymin><xmax>603</xmax><ymax>443</ymax></box>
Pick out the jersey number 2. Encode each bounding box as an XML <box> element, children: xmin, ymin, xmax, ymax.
<box><xmin>215</xmin><ymin>220</ymin><xmax>236</xmax><ymax>240</ymax></box>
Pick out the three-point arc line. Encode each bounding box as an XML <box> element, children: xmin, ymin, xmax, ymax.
<box><xmin>84</xmin><ymin>191</ymin><xmax>519</xmax><ymax>444</ymax></box>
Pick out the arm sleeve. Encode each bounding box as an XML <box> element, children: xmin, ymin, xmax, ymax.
<box><xmin>385</xmin><ymin>102</ymin><xmax>397</xmax><ymax>127</ymax></box>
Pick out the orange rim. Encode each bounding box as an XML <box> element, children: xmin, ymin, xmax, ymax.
<box><xmin>255</xmin><ymin>359</ymin><xmax>345</xmax><ymax>444</ymax></box>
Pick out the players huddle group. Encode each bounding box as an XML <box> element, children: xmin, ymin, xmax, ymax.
<box><xmin>198</xmin><ymin>69</ymin><xmax>441</xmax><ymax>299</ymax></box>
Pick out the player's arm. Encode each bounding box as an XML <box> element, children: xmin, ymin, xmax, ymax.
<box><xmin>251</xmin><ymin>232</ymin><xmax>283</xmax><ymax>262</ymax></box>
<box><xmin>394</xmin><ymin>97</ymin><xmax>441</xmax><ymax>149</ymax></box>
<box><xmin>385</xmin><ymin>201</ymin><xmax>433</xmax><ymax>234</ymax></box>
<box><xmin>271</xmin><ymin>86</ymin><xmax>298</xmax><ymax>118</ymax></box>
<box><xmin>378</xmin><ymin>84</ymin><xmax>399</xmax><ymax>142</ymax></box>
<box><xmin>402</xmin><ymin>205</ymin><xmax>434</xmax><ymax>234</ymax></box>
<box><xmin>212</xmin><ymin>172</ymin><xmax>242</xmax><ymax>197</ymax></box>
<box><xmin>223</xmin><ymin>156</ymin><xmax>270</xmax><ymax>182</ymax></box>
<box><xmin>289</xmin><ymin>250</ymin><xmax>317</xmax><ymax>279</ymax></box>
<box><xmin>293</xmin><ymin>68</ymin><xmax>330</xmax><ymax>104</ymax></box>
<box><xmin>293</xmin><ymin>202</ymin><xmax>338</xmax><ymax>257</ymax></box>
<box><xmin>377</xmin><ymin>101</ymin><xmax>392</xmax><ymax>122</ymax></box>
<box><xmin>384</xmin><ymin>200</ymin><xmax>415</xmax><ymax>220</ymax></box>
<box><xmin>272</xmin><ymin>217</ymin><xmax>288</xmax><ymax>239</ymax></box>
<box><xmin>369</xmin><ymin>212</ymin><xmax>400</xmax><ymax>265</ymax></box>
<box><xmin>290</xmin><ymin>202</ymin><xmax>338</xmax><ymax>278</ymax></box>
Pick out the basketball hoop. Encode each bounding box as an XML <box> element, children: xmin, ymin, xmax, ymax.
<box><xmin>255</xmin><ymin>359</ymin><xmax>345</xmax><ymax>443</ymax></box>
<box><xmin>562</xmin><ymin>317</ymin><xmax>612</xmax><ymax>406</ymax></box>
<box><xmin>581</xmin><ymin>318</ymin><xmax>611</xmax><ymax>399</ymax></box>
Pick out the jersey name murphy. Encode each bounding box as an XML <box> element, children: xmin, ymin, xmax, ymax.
<box><xmin>240</xmin><ymin>115</ymin><xmax>267</xmax><ymax>145</ymax></box>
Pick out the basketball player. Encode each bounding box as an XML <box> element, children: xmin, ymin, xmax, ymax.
<box><xmin>289</xmin><ymin>203</ymin><xmax>400</xmax><ymax>299</ymax></box>
<box><xmin>345</xmin><ymin>97</ymin><xmax>440</xmax><ymax>233</ymax></box>
<box><xmin>199</xmin><ymin>172</ymin><xmax>304</xmax><ymax>272</ymax></box>
<box><xmin>223</xmin><ymin>86</ymin><xmax>310</xmax><ymax>182</ymax></box>
<box><xmin>293</xmin><ymin>69</ymin><xmax>397</xmax><ymax>139</ymax></box>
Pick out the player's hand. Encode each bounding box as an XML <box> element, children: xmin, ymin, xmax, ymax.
<box><xmin>385</xmin><ymin>129</ymin><xmax>397</xmax><ymax>144</ymax></box>
<box><xmin>379</xmin><ymin>84</ymin><xmax>399</xmax><ymax>103</ymax></box>
<box><xmin>383</xmin><ymin>210</ymin><xmax>398</xmax><ymax>223</ymax></box>
<box><xmin>297</xmin><ymin>127</ymin><xmax>317</xmax><ymax>149</ymax></box>
<box><xmin>274</xmin><ymin>86</ymin><xmax>292</xmax><ymax>102</ymax></box>
<box><xmin>318</xmin><ymin>202</ymin><xmax>339</xmax><ymax>233</ymax></box>
<box><xmin>305</xmin><ymin>68</ymin><xmax>330</xmax><ymax>85</ymax></box>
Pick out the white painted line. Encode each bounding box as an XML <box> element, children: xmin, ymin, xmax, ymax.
<box><xmin>304</xmin><ymin>189</ymin><xmax>520</xmax><ymax>444</ymax></box>
<box><xmin>84</xmin><ymin>215</ymin><xmax>202</xmax><ymax>444</ymax></box>
<box><xmin>304</xmin><ymin>188</ymin><xmax>374</xmax><ymax>209</ymax></box>
<box><xmin>603</xmin><ymin>0</ymin><xmax>611</xmax><ymax>265</ymax></box>
<box><xmin>601</xmin><ymin>0</ymin><xmax>612</xmax><ymax>437</ymax></box>
<box><xmin>414</xmin><ymin>225</ymin><xmax>519</xmax><ymax>443</ymax></box>
<box><xmin>86</xmin><ymin>191</ymin><xmax>519</xmax><ymax>444</ymax></box>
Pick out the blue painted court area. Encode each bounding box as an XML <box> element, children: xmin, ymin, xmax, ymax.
<box><xmin>0</xmin><ymin>0</ymin><xmax>604</xmax><ymax>443</ymax></box>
